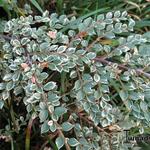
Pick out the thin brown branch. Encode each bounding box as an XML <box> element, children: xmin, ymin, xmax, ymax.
<box><xmin>42</xmin><ymin>92</ymin><xmax>71</xmax><ymax>150</ymax></box>
<box><xmin>0</xmin><ymin>34</ymin><xmax>12</xmax><ymax>41</ymax></box>
<box><xmin>35</xmin><ymin>80</ymin><xmax>71</xmax><ymax>150</ymax></box>
<box><xmin>25</xmin><ymin>117</ymin><xmax>35</xmax><ymax>150</ymax></box>
<box><xmin>55</xmin><ymin>121</ymin><xmax>71</xmax><ymax>150</ymax></box>
<box><xmin>94</xmin><ymin>57</ymin><xmax>150</xmax><ymax>79</ymax></box>
<box><xmin>77</xmin><ymin>112</ymin><xmax>111</xmax><ymax>137</ymax></box>
<box><xmin>85</xmin><ymin>37</ymin><xmax>102</xmax><ymax>52</ymax></box>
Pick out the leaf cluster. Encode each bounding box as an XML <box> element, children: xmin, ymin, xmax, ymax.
<box><xmin>0</xmin><ymin>10</ymin><xmax>150</xmax><ymax>150</ymax></box>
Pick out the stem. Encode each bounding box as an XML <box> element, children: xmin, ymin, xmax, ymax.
<box><xmin>77</xmin><ymin>112</ymin><xmax>110</xmax><ymax>136</ymax></box>
<box><xmin>10</xmin><ymin>136</ymin><xmax>14</xmax><ymax>150</ymax></box>
<box><xmin>55</xmin><ymin>121</ymin><xmax>71</xmax><ymax>150</ymax></box>
<box><xmin>25</xmin><ymin>117</ymin><xmax>34</xmax><ymax>150</ymax></box>
<box><xmin>8</xmin><ymin>97</ymin><xmax>19</xmax><ymax>133</ymax></box>
<box><xmin>0</xmin><ymin>34</ymin><xmax>13</xmax><ymax>41</ymax></box>
<box><xmin>36</xmin><ymin>80</ymin><xmax>71</xmax><ymax>150</ymax></box>
<box><xmin>85</xmin><ymin>37</ymin><xmax>101</xmax><ymax>52</ymax></box>
<box><xmin>94</xmin><ymin>57</ymin><xmax>150</xmax><ymax>79</ymax></box>
<box><xmin>61</xmin><ymin>71</ymin><xmax>66</xmax><ymax>94</ymax></box>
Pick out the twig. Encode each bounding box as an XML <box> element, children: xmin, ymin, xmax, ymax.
<box><xmin>94</xmin><ymin>57</ymin><xmax>150</xmax><ymax>79</ymax></box>
<box><xmin>0</xmin><ymin>34</ymin><xmax>12</xmax><ymax>41</ymax></box>
<box><xmin>55</xmin><ymin>121</ymin><xmax>71</xmax><ymax>150</ymax></box>
<box><xmin>8</xmin><ymin>97</ymin><xmax>19</xmax><ymax>133</ymax></box>
<box><xmin>25</xmin><ymin>117</ymin><xmax>35</xmax><ymax>150</ymax></box>
<box><xmin>35</xmin><ymin>80</ymin><xmax>71</xmax><ymax>150</ymax></box>
<box><xmin>77</xmin><ymin>112</ymin><xmax>111</xmax><ymax>136</ymax></box>
<box><xmin>40</xmin><ymin>132</ymin><xmax>58</xmax><ymax>150</ymax></box>
<box><xmin>85</xmin><ymin>37</ymin><xmax>102</xmax><ymax>52</ymax></box>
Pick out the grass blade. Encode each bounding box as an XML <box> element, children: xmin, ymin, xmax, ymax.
<box><xmin>29</xmin><ymin>0</ymin><xmax>43</xmax><ymax>14</ymax></box>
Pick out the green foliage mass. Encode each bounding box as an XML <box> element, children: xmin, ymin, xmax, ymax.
<box><xmin>0</xmin><ymin>9</ymin><xmax>150</xmax><ymax>150</ymax></box>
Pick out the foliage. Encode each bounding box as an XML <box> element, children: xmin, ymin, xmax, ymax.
<box><xmin>0</xmin><ymin>0</ymin><xmax>27</xmax><ymax>18</ymax></box>
<box><xmin>0</xmin><ymin>8</ymin><xmax>150</xmax><ymax>150</ymax></box>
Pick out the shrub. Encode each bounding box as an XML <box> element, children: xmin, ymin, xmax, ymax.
<box><xmin>0</xmin><ymin>10</ymin><xmax>150</xmax><ymax>149</ymax></box>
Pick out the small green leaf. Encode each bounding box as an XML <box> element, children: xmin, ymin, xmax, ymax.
<box><xmin>40</xmin><ymin>72</ymin><xmax>48</xmax><ymax>80</ymax></box>
<box><xmin>66</xmin><ymin>47</ymin><xmax>76</xmax><ymax>54</ymax></box>
<box><xmin>2</xmin><ymin>91</ymin><xmax>9</xmax><ymax>100</ymax></box>
<box><xmin>44</xmin><ymin>82</ymin><xmax>56</xmax><ymax>91</ymax></box>
<box><xmin>119</xmin><ymin>90</ymin><xmax>128</xmax><ymax>101</ymax></box>
<box><xmin>76</xmin><ymin>90</ymin><xmax>85</xmax><ymax>100</ymax></box>
<box><xmin>3</xmin><ymin>74</ymin><xmax>12</xmax><ymax>81</ymax></box>
<box><xmin>14</xmin><ymin>86</ymin><xmax>22</xmax><ymax>95</ymax></box>
<box><xmin>128</xmin><ymin>18</ymin><xmax>135</xmax><ymax>30</ymax></box>
<box><xmin>114</xmin><ymin>11</ymin><xmax>121</xmax><ymax>18</ymax></box>
<box><xmin>48</xmin><ymin>63</ymin><xmax>57</xmax><ymax>70</ymax></box>
<box><xmin>0</xmin><ymin>100</ymin><xmax>4</xmax><ymax>109</ymax></box>
<box><xmin>49</xmin><ymin>122</ymin><xmax>57</xmax><ymax>132</ymax></box>
<box><xmin>48</xmin><ymin>92</ymin><xmax>60</xmax><ymax>102</ymax></box>
<box><xmin>21</xmin><ymin>37</ymin><xmax>30</xmax><ymax>45</ymax></box>
<box><xmin>83</xmin><ymin>17</ymin><xmax>92</xmax><ymax>27</ymax></box>
<box><xmin>81</xmin><ymin>56</ymin><xmax>90</xmax><ymax>64</ymax></box>
<box><xmin>121</xmin><ymin>11</ymin><xmax>127</xmax><ymax>17</ymax></box>
<box><xmin>12</xmin><ymin>39</ymin><xmax>20</xmax><ymax>47</ymax></box>
<box><xmin>132</xmin><ymin>104</ymin><xmax>140</xmax><ymax>113</ymax></box>
<box><xmin>106</xmin><ymin>12</ymin><xmax>113</xmax><ymax>19</ymax></box>
<box><xmin>83</xmin><ymin>84</ymin><xmax>93</xmax><ymax>94</ymax></box>
<box><xmin>54</xmin><ymin>106</ymin><xmax>67</xmax><ymax>117</ymax></box>
<box><xmin>0</xmin><ymin>83</ymin><xmax>6</xmax><ymax>90</ymax></box>
<box><xmin>102</xmin><ymin>94</ymin><xmax>110</xmax><ymax>101</ymax></box>
<box><xmin>97</xmin><ymin>14</ymin><xmax>104</xmax><ymax>21</ymax></box>
<box><xmin>68</xmin><ymin>138</ymin><xmax>79</xmax><ymax>147</ymax></box>
<box><xmin>74</xmin><ymin>80</ymin><xmax>81</xmax><ymax>90</ymax></box>
<box><xmin>86</xmin><ymin>52</ymin><xmax>96</xmax><ymax>59</ymax></box>
<box><xmin>57</xmin><ymin>46</ymin><xmax>67</xmax><ymax>53</ymax></box>
<box><xmin>61</xmin><ymin>122</ymin><xmax>74</xmax><ymax>131</ymax></box>
<box><xmin>70</xmin><ymin>70</ymin><xmax>77</xmax><ymax>79</ymax></box>
<box><xmin>12</xmin><ymin>72</ymin><xmax>20</xmax><ymax>81</ymax></box>
<box><xmin>140</xmin><ymin>101</ymin><xmax>148</xmax><ymax>112</ymax></box>
<box><xmin>101</xmin><ymin>119</ymin><xmax>109</xmax><ymax>127</ymax></box>
<box><xmin>6</xmin><ymin>81</ymin><xmax>14</xmax><ymax>91</ymax></box>
<box><xmin>49</xmin><ymin>45</ymin><xmax>58</xmax><ymax>51</ymax></box>
<box><xmin>55</xmin><ymin>136</ymin><xmax>64</xmax><ymax>149</ymax></box>
<box><xmin>101</xmin><ymin>85</ymin><xmax>109</xmax><ymax>93</ymax></box>
<box><xmin>39</xmin><ymin>109</ymin><xmax>48</xmax><ymax>122</ymax></box>
<box><xmin>139</xmin><ymin>127</ymin><xmax>144</xmax><ymax>134</ymax></box>
<box><xmin>94</xmin><ymin>74</ymin><xmax>100</xmax><ymax>82</ymax></box>
<box><xmin>41</xmin><ymin>121</ymin><xmax>49</xmax><ymax>134</ymax></box>
<box><xmin>33</xmin><ymin>93</ymin><xmax>41</xmax><ymax>99</ymax></box>
<box><xmin>130</xmin><ymin>92</ymin><xmax>140</xmax><ymax>100</ymax></box>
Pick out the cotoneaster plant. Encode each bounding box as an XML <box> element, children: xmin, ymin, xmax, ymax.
<box><xmin>0</xmin><ymin>10</ymin><xmax>150</xmax><ymax>150</ymax></box>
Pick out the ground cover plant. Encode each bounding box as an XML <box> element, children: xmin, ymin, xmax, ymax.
<box><xmin>0</xmin><ymin>1</ymin><xmax>150</xmax><ymax>150</ymax></box>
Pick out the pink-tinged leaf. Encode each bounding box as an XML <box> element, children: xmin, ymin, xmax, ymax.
<box><xmin>31</xmin><ymin>76</ymin><xmax>36</xmax><ymax>83</ymax></box>
<box><xmin>47</xmin><ymin>31</ymin><xmax>57</xmax><ymax>39</ymax></box>
<box><xmin>21</xmin><ymin>63</ymin><xmax>29</xmax><ymax>69</ymax></box>
<box><xmin>21</xmin><ymin>63</ymin><xmax>30</xmax><ymax>72</ymax></box>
